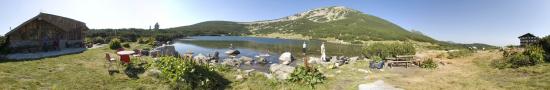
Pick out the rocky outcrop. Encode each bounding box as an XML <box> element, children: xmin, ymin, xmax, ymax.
<box><xmin>239</xmin><ymin>56</ymin><xmax>254</xmax><ymax>65</ymax></box>
<box><xmin>269</xmin><ymin>64</ymin><xmax>295</xmax><ymax>80</ymax></box>
<box><xmin>193</xmin><ymin>53</ymin><xmax>208</xmax><ymax>63</ymax></box>
<box><xmin>249</xmin><ymin>6</ymin><xmax>360</xmax><ymax>24</ymax></box>
<box><xmin>222</xmin><ymin>58</ymin><xmax>240</xmax><ymax>67</ymax></box>
<box><xmin>279</xmin><ymin>52</ymin><xmax>294</xmax><ymax>65</ymax></box>
<box><xmin>151</xmin><ymin>45</ymin><xmax>178</xmax><ymax>57</ymax></box>
<box><xmin>256</xmin><ymin>56</ymin><xmax>268</xmax><ymax>64</ymax></box>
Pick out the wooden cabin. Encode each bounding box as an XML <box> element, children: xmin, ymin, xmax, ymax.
<box><xmin>518</xmin><ymin>33</ymin><xmax>540</xmax><ymax>47</ymax></box>
<box><xmin>4</xmin><ymin>13</ymin><xmax>88</xmax><ymax>53</ymax></box>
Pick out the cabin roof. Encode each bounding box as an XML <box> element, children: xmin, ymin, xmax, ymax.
<box><xmin>518</xmin><ymin>33</ymin><xmax>538</xmax><ymax>38</ymax></box>
<box><xmin>5</xmin><ymin>13</ymin><xmax>88</xmax><ymax>36</ymax></box>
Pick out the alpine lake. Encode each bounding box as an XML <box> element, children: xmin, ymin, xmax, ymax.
<box><xmin>173</xmin><ymin>36</ymin><xmax>363</xmax><ymax>71</ymax></box>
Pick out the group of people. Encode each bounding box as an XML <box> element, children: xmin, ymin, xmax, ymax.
<box><xmin>302</xmin><ymin>41</ymin><xmax>327</xmax><ymax>61</ymax></box>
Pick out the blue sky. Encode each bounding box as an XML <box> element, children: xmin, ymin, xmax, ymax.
<box><xmin>1</xmin><ymin>0</ymin><xmax>549</xmax><ymax>46</ymax></box>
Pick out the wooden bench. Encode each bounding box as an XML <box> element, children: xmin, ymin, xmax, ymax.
<box><xmin>386</xmin><ymin>55</ymin><xmax>415</xmax><ymax>68</ymax></box>
<box><xmin>387</xmin><ymin>60</ymin><xmax>413</xmax><ymax>68</ymax></box>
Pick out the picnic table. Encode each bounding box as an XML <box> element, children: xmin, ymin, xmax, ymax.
<box><xmin>117</xmin><ymin>51</ymin><xmax>135</xmax><ymax>64</ymax></box>
<box><xmin>386</xmin><ymin>55</ymin><xmax>414</xmax><ymax>68</ymax></box>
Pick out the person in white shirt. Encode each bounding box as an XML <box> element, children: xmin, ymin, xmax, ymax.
<box><xmin>302</xmin><ymin>42</ymin><xmax>307</xmax><ymax>54</ymax></box>
<box><xmin>321</xmin><ymin>42</ymin><xmax>326</xmax><ymax>61</ymax></box>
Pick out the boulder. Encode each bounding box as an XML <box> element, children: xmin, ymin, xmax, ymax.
<box><xmin>349</xmin><ymin>56</ymin><xmax>360</xmax><ymax>64</ymax></box>
<box><xmin>244</xmin><ymin>69</ymin><xmax>255</xmax><ymax>76</ymax></box>
<box><xmin>235</xmin><ymin>75</ymin><xmax>245</xmax><ymax>81</ymax></box>
<box><xmin>145</xmin><ymin>68</ymin><xmax>161</xmax><ymax>78</ymax></box>
<box><xmin>153</xmin><ymin>45</ymin><xmax>178</xmax><ymax>57</ymax></box>
<box><xmin>240</xmin><ymin>56</ymin><xmax>254</xmax><ymax>65</ymax></box>
<box><xmin>194</xmin><ymin>53</ymin><xmax>208</xmax><ymax>63</ymax></box>
<box><xmin>269</xmin><ymin>64</ymin><xmax>296</xmax><ymax>80</ymax></box>
<box><xmin>330</xmin><ymin>56</ymin><xmax>338</xmax><ymax>62</ymax></box>
<box><xmin>262</xmin><ymin>72</ymin><xmax>273</xmax><ymax>79</ymax></box>
<box><xmin>279</xmin><ymin>52</ymin><xmax>294</xmax><ymax>65</ymax></box>
<box><xmin>225</xmin><ymin>50</ymin><xmax>240</xmax><ymax>55</ymax></box>
<box><xmin>256</xmin><ymin>56</ymin><xmax>268</xmax><ymax>64</ymax></box>
<box><xmin>222</xmin><ymin>58</ymin><xmax>240</xmax><ymax>67</ymax></box>
<box><xmin>308</xmin><ymin>57</ymin><xmax>329</xmax><ymax>65</ymax></box>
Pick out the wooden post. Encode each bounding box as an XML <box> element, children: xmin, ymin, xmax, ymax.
<box><xmin>304</xmin><ymin>53</ymin><xmax>309</xmax><ymax>69</ymax></box>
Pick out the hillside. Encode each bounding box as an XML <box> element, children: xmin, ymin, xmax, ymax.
<box><xmin>246</xmin><ymin>6</ymin><xmax>436</xmax><ymax>43</ymax></box>
<box><xmin>167</xmin><ymin>21</ymin><xmax>250</xmax><ymax>36</ymax></box>
<box><xmin>168</xmin><ymin>6</ymin><xmax>437</xmax><ymax>43</ymax></box>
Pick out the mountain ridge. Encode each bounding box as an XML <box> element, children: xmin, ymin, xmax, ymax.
<box><xmin>169</xmin><ymin>6</ymin><xmax>437</xmax><ymax>43</ymax></box>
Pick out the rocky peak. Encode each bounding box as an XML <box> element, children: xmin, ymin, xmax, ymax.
<box><xmin>284</xmin><ymin>6</ymin><xmax>360</xmax><ymax>23</ymax></box>
<box><xmin>247</xmin><ymin>6</ymin><xmax>361</xmax><ymax>24</ymax></box>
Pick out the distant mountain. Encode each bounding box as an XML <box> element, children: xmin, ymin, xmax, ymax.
<box><xmin>167</xmin><ymin>21</ymin><xmax>250</xmax><ymax>36</ymax></box>
<box><xmin>169</xmin><ymin>6</ymin><xmax>437</xmax><ymax>43</ymax></box>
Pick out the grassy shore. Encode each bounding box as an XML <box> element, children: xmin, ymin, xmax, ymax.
<box><xmin>0</xmin><ymin>43</ymin><xmax>169</xmax><ymax>89</ymax></box>
<box><xmin>0</xmin><ymin>43</ymin><xmax>549</xmax><ymax>89</ymax></box>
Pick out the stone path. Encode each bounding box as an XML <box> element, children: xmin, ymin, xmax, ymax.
<box><xmin>358</xmin><ymin>80</ymin><xmax>402</xmax><ymax>90</ymax></box>
<box><xmin>6</xmin><ymin>48</ymin><xmax>86</xmax><ymax>60</ymax></box>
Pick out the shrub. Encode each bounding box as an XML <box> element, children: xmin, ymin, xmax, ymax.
<box><xmin>109</xmin><ymin>38</ymin><xmax>122</xmax><ymax>50</ymax></box>
<box><xmin>496</xmin><ymin>45</ymin><xmax>546</xmax><ymax>68</ymax></box>
<box><xmin>84</xmin><ymin>37</ymin><xmax>92</xmax><ymax>45</ymax></box>
<box><xmin>137</xmin><ymin>37</ymin><xmax>156</xmax><ymax>47</ymax></box>
<box><xmin>540</xmin><ymin>36</ymin><xmax>550</xmax><ymax>61</ymax></box>
<box><xmin>371</xmin><ymin>55</ymin><xmax>383</xmax><ymax>63</ymax></box>
<box><xmin>0</xmin><ymin>36</ymin><xmax>8</xmax><ymax>54</ymax></box>
<box><xmin>364</xmin><ymin>42</ymin><xmax>416</xmax><ymax>59</ymax></box>
<box><xmin>122</xmin><ymin>43</ymin><xmax>131</xmax><ymax>48</ymax></box>
<box><xmin>522</xmin><ymin>46</ymin><xmax>545</xmax><ymax>65</ymax></box>
<box><xmin>447</xmin><ymin>49</ymin><xmax>474</xmax><ymax>59</ymax></box>
<box><xmin>351</xmin><ymin>41</ymin><xmax>363</xmax><ymax>44</ymax></box>
<box><xmin>420</xmin><ymin>58</ymin><xmax>438</xmax><ymax>69</ymax></box>
<box><xmin>150</xmin><ymin>56</ymin><xmax>229</xmax><ymax>89</ymax></box>
<box><xmin>92</xmin><ymin>37</ymin><xmax>106</xmax><ymax>44</ymax></box>
<box><xmin>492</xmin><ymin>58</ymin><xmax>512</xmax><ymax>69</ymax></box>
<box><xmin>288</xmin><ymin>66</ymin><xmax>326</xmax><ymax>88</ymax></box>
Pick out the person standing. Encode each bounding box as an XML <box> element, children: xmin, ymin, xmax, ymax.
<box><xmin>229</xmin><ymin>43</ymin><xmax>234</xmax><ymax>50</ymax></box>
<box><xmin>321</xmin><ymin>42</ymin><xmax>326</xmax><ymax>61</ymax></box>
<box><xmin>302</xmin><ymin>42</ymin><xmax>307</xmax><ymax>54</ymax></box>
<box><xmin>302</xmin><ymin>41</ymin><xmax>309</xmax><ymax>68</ymax></box>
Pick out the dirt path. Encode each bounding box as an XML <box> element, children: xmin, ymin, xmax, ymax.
<box><xmin>361</xmin><ymin>51</ymin><xmax>504</xmax><ymax>90</ymax></box>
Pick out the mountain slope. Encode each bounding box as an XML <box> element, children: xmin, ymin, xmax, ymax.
<box><xmin>167</xmin><ymin>21</ymin><xmax>250</xmax><ymax>35</ymax></box>
<box><xmin>169</xmin><ymin>6</ymin><xmax>436</xmax><ymax>43</ymax></box>
<box><xmin>246</xmin><ymin>6</ymin><xmax>436</xmax><ymax>43</ymax></box>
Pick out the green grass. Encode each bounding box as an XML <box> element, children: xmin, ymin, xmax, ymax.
<box><xmin>1</xmin><ymin>43</ymin><xmax>549</xmax><ymax>89</ymax></box>
<box><xmin>0</xmin><ymin>43</ymin><xmax>167</xmax><ymax>89</ymax></box>
<box><xmin>475</xmin><ymin>53</ymin><xmax>550</xmax><ymax>89</ymax></box>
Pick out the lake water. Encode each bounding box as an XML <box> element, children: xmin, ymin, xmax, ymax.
<box><xmin>172</xmin><ymin>36</ymin><xmax>363</xmax><ymax>71</ymax></box>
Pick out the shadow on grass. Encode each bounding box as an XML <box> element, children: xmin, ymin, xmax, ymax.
<box><xmin>124</xmin><ymin>63</ymin><xmax>146</xmax><ymax>79</ymax></box>
<box><xmin>171</xmin><ymin>70</ymin><xmax>232</xmax><ymax>90</ymax></box>
<box><xmin>0</xmin><ymin>51</ymin><xmax>85</xmax><ymax>63</ymax></box>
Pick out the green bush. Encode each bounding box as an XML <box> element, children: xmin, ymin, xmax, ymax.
<box><xmin>496</xmin><ymin>45</ymin><xmax>545</xmax><ymax>68</ymax></box>
<box><xmin>150</xmin><ymin>56</ymin><xmax>229</xmax><ymax>89</ymax></box>
<box><xmin>371</xmin><ymin>55</ymin><xmax>383</xmax><ymax>63</ymax></box>
<box><xmin>540</xmin><ymin>36</ymin><xmax>550</xmax><ymax>61</ymax></box>
<box><xmin>351</xmin><ymin>41</ymin><xmax>363</xmax><ymax>44</ymax></box>
<box><xmin>288</xmin><ymin>66</ymin><xmax>326</xmax><ymax>88</ymax></box>
<box><xmin>109</xmin><ymin>38</ymin><xmax>122</xmax><ymax>50</ymax></box>
<box><xmin>447</xmin><ymin>49</ymin><xmax>474</xmax><ymax>59</ymax></box>
<box><xmin>522</xmin><ymin>46</ymin><xmax>545</xmax><ymax>65</ymax></box>
<box><xmin>420</xmin><ymin>58</ymin><xmax>438</xmax><ymax>69</ymax></box>
<box><xmin>122</xmin><ymin>43</ymin><xmax>131</xmax><ymax>48</ymax></box>
<box><xmin>137</xmin><ymin>37</ymin><xmax>156</xmax><ymax>47</ymax></box>
<box><xmin>0</xmin><ymin>36</ymin><xmax>8</xmax><ymax>54</ymax></box>
<box><xmin>93</xmin><ymin>37</ymin><xmax>106</xmax><ymax>44</ymax></box>
<box><xmin>137</xmin><ymin>37</ymin><xmax>153</xmax><ymax>44</ymax></box>
<box><xmin>363</xmin><ymin>42</ymin><xmax>416</xmax><ymax>59</ymax></box>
